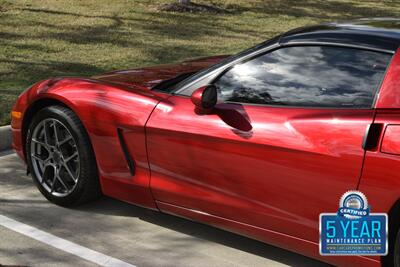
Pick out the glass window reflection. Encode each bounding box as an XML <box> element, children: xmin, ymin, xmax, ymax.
<box><xmin>214</xmin><ymin>46</ymin><xmax>391</xmax><ymax>108</ymax></box>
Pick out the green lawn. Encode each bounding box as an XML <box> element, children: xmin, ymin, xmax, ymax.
<box><xmin>1</xmin><ymin>0</ymin><xmax>399</xmax><ymax>125</ymax></box>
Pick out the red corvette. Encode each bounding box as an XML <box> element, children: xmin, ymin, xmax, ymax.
<box><xmin>11</xmin><ymin>19</ymin><xmax>400</xmax><ymax>266</ymax></box>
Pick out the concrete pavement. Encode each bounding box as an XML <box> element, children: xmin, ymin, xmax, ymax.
<box><xmin>0</xmin><ymin>125</ymin><xmax>12</xmax><ymax>151</ymax></box>
<box><xmin>0</xmin><ymin>150</ymin><xmax>330</xmax><ymax>267</ymax></box>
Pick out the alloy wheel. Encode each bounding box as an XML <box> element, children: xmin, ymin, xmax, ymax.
<box><xmin>30</xmin><ymin>118</ymin><xmax>80</xmax><ymax>197</ymax></box>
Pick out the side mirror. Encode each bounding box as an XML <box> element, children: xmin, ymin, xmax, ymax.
<box><xmin>191</xmin><ymin>85</ymin><xmax>217</xmax><ymax>111</ymax></box>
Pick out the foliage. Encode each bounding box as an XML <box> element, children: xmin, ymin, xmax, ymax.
<box><xmin>0</xmin><ymin>0</ymin><xmax>399</xmax><ymax>125</ymax></box>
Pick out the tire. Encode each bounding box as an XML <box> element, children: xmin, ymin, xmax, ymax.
<box><xmin>388</xmin><ymin>229</ymin><xmax>400</xmax><ymax>267</ymax></box>
<box><xmin>382</xmin><ymin>219</ymin><xmax>400</xmax><ymax>267</ymax></box>
<box><xmin>393</xmin><ymin>230</ymin><xmax>400</xmax><ymax>267</ymax></box>
<box><xmin>26</xmin><ymin>105</ymin><xmax>101</xmax><ymax>206</ymax></box>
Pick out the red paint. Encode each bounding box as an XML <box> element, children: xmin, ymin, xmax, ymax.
<box><xmin>12</xmin><ymin>56</ymin><xmax>227</xmax><ymax>209</ymax></box>
<box><xmin>190</xmin><ymin>86</ymin><xmax>207</xmax><ymax>107</ymax></box>
<box><xmin>146</xmin><ymin>95</ymin><xmax>375</xmax><ymax>266</ymax></box>
<box><xmin>381</xmin><ymin>125</ymin><xmax>400</xmax><ymax>155</ymax></box>
<box><xmin>12</xmin><ymin>77</ymin><xmax>166</xmax><ymax>209</ymax></box>
<box><xmin>94</xmin><ymin>55</ymin><xmax>229</xmax><ymax>88</ymax></box>
<box><xmin>11</xmin><ymin>48</ymin><xmax>400</xmax><ymax>267</ymax></box>
<box><xmin>359</xmin><ymin>51</ymin><xmax>400</xmax><ymax>261</ymax></box>
<box><xmin>375</xmin><ymin>48</ymin><xmax>400</xmax><ymax>109</ymax></box>
<box><xmin>157</xmin><ymin>201</ymin><xmax>377</xmax><ymax>267</ymax></box>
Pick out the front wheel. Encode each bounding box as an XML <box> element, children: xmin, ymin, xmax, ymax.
<box><xmin>391</xmin><ymin>228</ymin><xmax>400</xmax><ymax>267</ymax></box>
<box><xmin>26</xmin><ymin>106</ymin><xmax>101</xmax><ymax>206</ymax></box>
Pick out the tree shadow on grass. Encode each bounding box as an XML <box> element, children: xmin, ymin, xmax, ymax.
<box><xmin>227</xmin><ymin>0</ymin><xmax>400</xmax><ymax>19</ymax></box>
<box><xmin>0</xmin><ymin>5</ymin><xmax>233</xmax><ymax>98</ymax></box>
<box><xmin>0</xmin><ymin>59</ymin><xmax>106</xmax><ymax>87</ymax></box>
<box><xmin>0</xmin><ymin>6</ymin><xmax>220</xmax><ymax>86</ymax></box>
<box><xmin>1</xmin><ymin>1</ymin><xmax>399</xmax><ymax>126</ymax></box>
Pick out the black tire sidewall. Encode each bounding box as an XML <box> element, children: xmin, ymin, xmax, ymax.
<box><xmin>393</xmin><ymin>228</ymin><xmax>400</xmax><ymax>267</ymax></box>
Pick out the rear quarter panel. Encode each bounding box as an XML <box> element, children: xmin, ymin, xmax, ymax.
<box><xmin>358</xmin><ymin>48</ymin><xmax>400</xmax><ymax>264</ymax></box>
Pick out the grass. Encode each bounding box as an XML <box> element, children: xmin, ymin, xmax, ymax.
<box><xmin>0</xmin><ymin>0</ymin><xmax>400</xmax><ymax>125</ymax></box>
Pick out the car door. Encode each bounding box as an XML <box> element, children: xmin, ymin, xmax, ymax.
<box><xmin>146</xmin><ymin>45</ymin><xmax>392</xmax><ymax>242</ymax></box>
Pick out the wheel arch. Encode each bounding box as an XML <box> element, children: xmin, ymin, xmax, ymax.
<box><xmin>22</xmin><ymin>97</ymin><xmax>79</xmax><ymax>159</ymax></box>
<box><xmin>19</xmin><ymin>80</ymin><xmax>162</xmax><ymax>210</ymax></box>
<box><xmin>382</xmin><ymin>198</ymin><xmax>400</xmax><ymax>266</ymax></box>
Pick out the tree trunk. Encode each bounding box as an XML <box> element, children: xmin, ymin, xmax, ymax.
<box><xmin>179</xmin><ymin>0</ymin><xmax>191</xmax><ymax>4</ymax></box>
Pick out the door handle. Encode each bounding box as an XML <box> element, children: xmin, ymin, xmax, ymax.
<box><xmin>362</xmin><ymin>123</ymin><xmax>383</xmax><ymax>151</ymax></box>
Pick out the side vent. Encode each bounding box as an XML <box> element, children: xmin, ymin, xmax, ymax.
<box><xmin>117</xmin><ymin>128</ymin><xmax>136</xmax><ymax>176</ymax></box>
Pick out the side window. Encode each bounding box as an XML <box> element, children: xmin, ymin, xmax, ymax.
<box><xmin>213</xmin><ymin>46</ymin><xmax>392</xmax><ymax>108</ymax></box>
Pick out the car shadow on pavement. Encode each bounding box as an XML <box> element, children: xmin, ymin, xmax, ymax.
<box><xmin>0</xmin><ymin>152</ymin><xmax>329</xmax><ymax>266</ymax></box>
<box><xmin>76</xmin><ymin>196</ymin><xmax>331</xmax><ymax>267</ymax></box>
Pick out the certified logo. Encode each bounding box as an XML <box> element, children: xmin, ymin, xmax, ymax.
<box><xmin>338</xmin><ymin>191</ymin><xmax>369</xmax><ymax>219</ymax></box>
<box><xmin>319</xmin><ymin>191</ymin><xmax>387</xmax><ymax>256</ymax></box>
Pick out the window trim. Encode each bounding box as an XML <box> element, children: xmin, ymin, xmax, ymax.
<box><xmin>175</xmin><ymin>43</ymin><xmax>393</xmax><ymax>110</ymax></box>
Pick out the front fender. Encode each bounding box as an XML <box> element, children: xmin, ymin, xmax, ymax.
<box><xmin>13</xmin><ymin>77</ymin><xmax>170</xmax><ymax>209</ymax></box>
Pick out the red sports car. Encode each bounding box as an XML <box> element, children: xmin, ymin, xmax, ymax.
<box><xmin>11</xmin><ymin>19</ymin><xmax>400</xmax><ymax>266</ymax></box>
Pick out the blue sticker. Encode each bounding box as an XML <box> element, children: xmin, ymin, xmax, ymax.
<box><xmin>320</xmin><ymin>191</ymin><xmax>388</xmax><ymax>256</ymax></box>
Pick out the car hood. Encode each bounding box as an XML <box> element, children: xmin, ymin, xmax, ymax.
<box><xmin>93</xmin><ymin>55</ymin><xmax>229</xmax><ymax>89</ymax></box>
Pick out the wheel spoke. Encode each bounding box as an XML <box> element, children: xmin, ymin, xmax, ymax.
<box><xmin>63</xmin><ymin>163</ymin><xmax>77</xmax><ymax>182</ymax></box>
<box><xmin>50</xmin><ymin>171</ymin><xmax>58</xmax><ymax>193</ymax></box>
<box><xmin>42</xmin><ymin>165</ymin><xmax>56</xmax><ymax>186</ymax></box>
<box><xmin>38</xmin><ymin>161</ymin><xmax>44</xmax><ymax>173</ymax></box>
<box><xmin>59</xmin><ymin>136</ymin><xmax>72</xmax><ymax>146</ymax></box>
<box><xmin>56</xmin><ymin>174</ymin><xmax>69</xmax><ymax>190</ymax></box>
<box><xmin>31</xmin><ymin>154</ymin><xmax>45</xmax><ymax>164</ymax></box>
<box><xmin>32</xmin><ymin>138</ymin><xmax>49</xmax><ymax>150</ymax></box>
<box><xmin>53</xmin><ymin>121</ymin><xmax>60</xmax><ymax>145</ymax></box>
<box><xmin>65</xmin><ymin>152</ymin><xmax>78</xmax><ymax>163</ymax></box>
<box><xmin>43</xmin><ymin>121</ymin><xmax>50</xmax><ymax>146</ymax></box>
<box><xmin>33</xmin><ymin>153</ymin><xmax>52</xmax><ymax>165</ymax></box>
